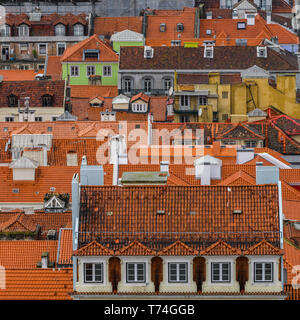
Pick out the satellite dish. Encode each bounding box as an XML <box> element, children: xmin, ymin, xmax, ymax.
<box><xmin>198</xmin><ymin>108</ymin><xmax>202</xmax><ymax>117</ymax></box>
<box><xmin>168</xmin><ymin>86</ymin><xmax>173</xmax><ymax>96</ymax></box>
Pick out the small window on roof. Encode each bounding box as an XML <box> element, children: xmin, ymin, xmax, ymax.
<box><xmin>206</xmin><ymin>29</ymin><xmax>212</xmax><ymax>35</ymax></box>
<box><xmin>237</xmin><ymin>22</ymin><xmax>246</xmax><ymax>30</ymax></box>
<box><xmin>160</xmin><ymin>23</ymin><xmax>166</xmax><ymax>32</ymax></box>
<box><xmin>177</xmin><ymin>23</ymin><xmax>184</xmax><ymax>32</ymax></box>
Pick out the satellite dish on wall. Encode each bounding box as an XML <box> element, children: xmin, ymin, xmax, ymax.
<box><xmin>168</xmin><ymin>86</ymin><xmax>173</xmax><ymax>96</ymax></box>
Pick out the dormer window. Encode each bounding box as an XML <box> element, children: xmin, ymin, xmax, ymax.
<box><xmin>177</xmin><ymin>23</ymin><xmax>184</xmax><ymax>32</ymax></box>
<box><xmin>237</xmin><ymin>22</ymin><xmax>246</xmax><ymax>30</ymax></box>
<box><xmin>18</xmin><ymin>24</ymin><xmax>29</xmax><ymax>37</ymax></box>
<box><xmin>7</xmin><ymin>94</ymin><xmax>18</xmax><ymax>107</ymax></box>
<box><xmin>257</xmin><ymin>46</ymin><xmax>267</xmax><ymax>58</ymax></box>
<box><xmin>73</xmin><ymin>23</ymin><xmax>84</xmax><ymax>36</ymax></box>
<box><xmin>0</xmin><ymin>24</ymin><xmax>10</xmax><ymax>37</ymax></box>
<box><xmin>84</xmin><ymin>49</ymin><xmax>99</xmax><ymax>60</ymax></box>
<box><xmin>55</xmin><ymin>23</ymin><xmax>66</xmax><ymax>36</ymax></box>
<box><xmin>144</xmin><ymin>46</ymin><xmax>154</xmax><ymax>59</ymax></box>
<box><xmin>206</xmin><ymin>29</ymin><xmax>212</xmax><ymax>35</ymax></box>
<box><xmin>42</xmin><ymin>94</ymin><xmax>54</xmax><ymax>106</ymax></box>
<box><xmin>160</xmin><ymin>23</ymin><xmax>166</xmax><ymax>32</ymax></box>
<box><xmin>204</xmin><ymin>46</ymin><xmax>214</xmax><ymax>58</ymax></box>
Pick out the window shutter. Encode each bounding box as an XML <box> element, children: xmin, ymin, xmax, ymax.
<box><xmin>151</xmin><ymin>257</ymin><xmax>163</xmax><ymax>292</ymax></box>
<box><xmin>236</xmin><ymin>256</ymin><xmax>249</xmax><ymax>282</ymax></box>
<box><xmin>278</xmin><ymin>258</ymin><xmax>281</xmax><ymax>281</ymax></box>
<box><xmin>193</xmin><ymin>257</ymin><xmax>206</xmax><ymax>291</ymax></box>
<box><xmin>108</xmin><ymin>257</ymin><xmax>121</xmax><ymax>292</ymax></box>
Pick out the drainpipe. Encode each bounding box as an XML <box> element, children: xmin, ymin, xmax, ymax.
<box><xmin>113</xmin><ymin>149</ymin><xmax>119</xmax><ymax>186</ymax></box>
<box><xmin>278</xmin><ymin>180</ymin><xmax>284</xmax><ymax>290</ymax></box>
<box><xmin>147</xmin><ymin>113</ymin><xmax>152</xmax><ymax>145</ymax></box>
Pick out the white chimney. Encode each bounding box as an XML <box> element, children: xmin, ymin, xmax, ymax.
<box><xmin>113</xmin><ymin>152</ymin><xmax>119</xmax><ymax>186</ymax></box>
<box><xmin>41</xmin><ymin>144</ymin><xmax>47</xmax><ymax>166</ymax></box>
<box><xmin>207</xmin><ymin>12</ymin><xmax>212</xmax><ymax>19</ymax></box>
<box><xmin>266</xmin><ymin>12</ymin><xmax>271</xmax><ymax>24</ymax></box>
<box><xmin>160</xmin><ymin>161</ymin><xmax>169</xmax><ymax>176</ymax></box>
<box><xmin>81</xmin><ymin>155</ymin><xmax>87</xmax><ymax>166</ymax></box>
<box><xmin>41</xmin><ymin>252</ymin><xmax>48</xmax><ymax>269</ymax></box>
<box><xmin>67</xmin><ymin>151</ymin><xmax>78</xmax><ymax>166</ymax></box>
<box><xmin>236</xmin><ymin>148</ymin><xmax>255</xmax><ymax>164</ymax></box>
<box><xmin>232</xmin><ymin>11</ymin><xmax>238</xmax><ymax>19</ymax></box>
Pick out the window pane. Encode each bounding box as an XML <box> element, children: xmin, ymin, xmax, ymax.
<box><xmin>85</xmin><ymin>264</ymin><xmax>93</xmax><ymax>282</ymax></box>
<box><xmin>265</xmin><ymin>263</ymin><xmax>272</xmax><ymax>281</ymax></box>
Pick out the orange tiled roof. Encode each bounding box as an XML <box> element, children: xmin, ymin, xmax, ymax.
<box><xmin>73</xmin><ymin>240</ymin><xmax>114</xmax><ymax>256</ymax></box>
<box><xmin>244</xmin><ymin>240</ymin><xmax>283</xmax><ymax>255</ymax></box>
<box><xmin>130</xmin><ymin>92</ymin><xmax>150</xmax><ymax>103</ymax></box>
<box><xmin>200</xmin><ymin>240</ymin><xmax>241</xmax><ymax>255</ymax></box>
<box><xmin>61</xmin><ymin>34</ymin><xmax>118</xmax><ymax>62</ymax></box>
<box><xmin>46</xmin><ymin>56</ymin><xmax>62</xmax><ymax>80</ymax></box>
<box><xmin>217</xmin><ymin>170</ymin><xmax>256</xmax><ymax>186</ymax></box>
<box><xmin>283</xmin><ymin>200</ymin><xmax>300</xmax><ymax>221</ymax></box>
<box><xmin>157</xmin><ymin>241</ymin><xmax>198</xmax><ymax>256</ymax></box>
<box><xmin>57</xmin><ymin>228</ymin><xmax>72</xmax><ymax>265</ymax></box>
<box><xmin>94</xmin><ymin>16</ymin><xmax>143</xmax><ymax>37</ymax></box>
<box><xmin>0</xmin><ymin>70</ymin><xmax>43</xmax><ymax>81</ymax></box>
<box><xmin>70</xmin><ymin>85</ymin><xmax>118</xmax><ymax>98</ymax></box>
<box><xmin>115</xmin><ymin>240</ymin><xmax>156</xmax><ymax>256</ymax></box>
<box><xmin>0</xmin><ymin>269</ymin><xmax>73</xmax><ymax>300</ymax></box>
<box><xmin>0</xmin><ymin>240</ymin><xmax>58</xmax><ymax>269</ymax></box>
<box><xmin>0</xmin><ymin>212</ymin><xmax>37</xmax><ymax>233</ymax></box>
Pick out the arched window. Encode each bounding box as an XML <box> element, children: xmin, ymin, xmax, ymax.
<box><xmin>73</xmin><ymin>23</ymin><xmax>84</xmax><ymax>36</ymax></box>
<box><xmin>7</xmin><ymin>94</ymin><xmax>18</xmax><ymax>107</ymax></box>
<box><xmin>42</xmin><ymin>94</ymin><xmax>54</xmax><ymax>107</ymax></box>
<box><xmin>55</xmin><ymin>23</ymin><xmax>66</xmax><ymax>36</ymax></box>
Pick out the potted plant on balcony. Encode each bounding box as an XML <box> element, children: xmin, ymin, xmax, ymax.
<box><xmin>32</xmin><ymin>49</ymin><xmax>37</xmax><ymax>61</ymax></box>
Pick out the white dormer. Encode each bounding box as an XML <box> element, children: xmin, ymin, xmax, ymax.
<box><xmin>44</xmin><ymin>195</ymin><xmax>65</xmax><ymax>210</ymax></box>
<box><xmin>9</xmin><ymin>156</ymin><xmax>39</xmax><ymax>181</ymax></box>
<box><xmin>194</xmin><ymin>155</ymin><xmax>222</xmax><ymax>185</ymax></box>
<box><xmin>257</xmin><ymin>46</ymin><xmax>267</xmax><ymax>58</ymax></box>
<box><xmin>144</xmin><ymin>46</ymin><xmax>154</xmax><ymax>59</ymax></box>
<box><xmin>204</xmin><ymin>45</ymin><xmax>214</xmax><ymax>58</ymax></box>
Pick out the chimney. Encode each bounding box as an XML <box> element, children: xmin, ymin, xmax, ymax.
<box><xmin>206</xmin><ymin>12</ymin><xmax>212</xmax><ymax>19</ymax></box>
<box><xmin>232</xmin><ymin>11</ymin><xmax>238</xmax><ymax>19</ymax></box>
<box><xmin>160</xmin><ymin>161</ymin><xmax>169</xmax><ymax>176</ymax></box>
<box><xmin>41</xmin><ymin>252</ymin><xmax>49</xmax><ymax>269</ymax></box>
<box><xmin>266</xmin><ymin>11</ymin><xmax>271</xmax><ymax>24</ymax></box>
<box><xmin>41</xmin><ymin>144</ymin><xmax>47</xmax><ymax>166</ymax></box>
<box><xmin>256</xmin><ymin>165</ymin><xmax>279</xmax><ymax>185</ymax></box>
<box><xmin>236</xmin><ymin>148</ymin><xmax>254</xmax><ymax>164</ymax></box>
<box><xmin>113</xmin><ymin>152</ymin><xmax>119</xmax><ymax>186</ymax></box>
<box><xmin>81</xmin><ymin>155</ymin><xmax>87</xmax><ymax>166</ymax></box>
<box><xmin>212</xmin><ymin>141</ymin><xmax>221</xmax><ymax>156</ymax></box>
<box><xmin>80</xmin><ymin>156</ymin><xmax>104</xmax><ymax>186</ymax></box>
<box><xmin>201</xmin><ymin>162</ymin><xmax>211</xmax><ymax>185</ymax></box>
<box><xmin>66</xmin><ymin>151</ymin><xmax>78</xmax><ymax>166</ymax></box>
<box><xmin>72</xmin><ymin>173</ymin><xmax>79</xmax><ymax>251</ymax></box>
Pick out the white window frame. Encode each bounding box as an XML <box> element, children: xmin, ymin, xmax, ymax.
<box><xmin>19</xmin><ymin>43</ymin><xmax>29</xmax><ymax>52</ymax></box>
<box><xmin>38</xmin><ymin>43</ymin><xmax>47</xmax><ymax>56</ymax></box>
<box><xmin>87</xmin><ymin>65</ymin><xmax>96</xmax><ymax>76</ymax></box>
<box><xmin>84</xmin><ymin>263</ymin><xmax>103</xmax><ymax>283</ymax></box>
<box><xmin>237</xmin><ymin>22</ymin><xmax>246</xmax><ymax>30</ymax></box>
<box><xmin>164</xmin><ymin>78</ymin><xmax>172</xmax><ymax>93</ymax></box>
<box><xmin>180</xmin><ymin>95</ymin><xmax>190</xmax><ymax>107</ymax></box>
<box><xmin>124</xmin><ymin>78</ymin><xmax>132</xmax><ymax>94</ymax></box>
<box><xmin>55</xmin><ymin>23</ymin><xmax>66</xmax><ymax>36</ymax></box>
<box><xmin>126</xmin><ymin>262</ymin><xmax>146</xmax><ymax>283</ymax></box>
<box><xmin>103</xmin><ymin>65</ymin><xmax>112</xmax><ymax>77</ymax></box>
<box><xmin>0</xmin><ymin>24</ymin><xmax>10</xmax><ymax>37</ymax></box>
<box><xmin>18</xmin><ymin>24</ymin><xmax>29</xmax><ymax>37</ymax></box>
<box><xmin>168</xmin><ymin>262</ymin><xmax>188</xmax><ymax>283</ymax></box>
<box><xmin>74</xmin><ymin>23</ymin><xmax>84</xmax><ymax>36</ymax></box>
<box><xmin>132</xmin><ymin>103</ymin><xmax>147</xmax><ymax>112</ymax></box>
<box><xmin>254</xmin><ymin>262</ymin><xmax>273</xmax><ymax>282</ymax></box>
<box><xmin>211</xmin><ymin>262</ymin><xmax>231</xmax><ymax>283</ymax></box>
<box><xmin>57</xmin><ymin>42</ymin><xmax>66</xmax><ymax>56</ymax></box>
<box><xmin>70</xmin><ymin>65</ymin><xmax>80</xmax><ymax>77</ymax></box>
<box><xmin>144</xmin><ymin>78</ymin><xmax>152</xmax><ymax>93</ymax></box>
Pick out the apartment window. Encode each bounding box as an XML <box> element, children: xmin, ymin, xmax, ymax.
<box><xmin>168</xmin><ymin>263</ymin><xmax>188</xmax><ymax>283</ymax></box>
<box><xmin>225</xmin><ymin>0</ymin><xmax>232</xmax><ymax>8</ymax></box>
<box><xmin>164</xmin><ymin>78</ymin><xmax>172</xmax><ymax>93</ymax></box>
<box><xmin>103</xmin><ymin>65</ymin><xmax>112</xmax><ymax>77</ymax></box>
<box><xmin>222</xmin><ymin>113</ymin><xmax>229</xmax><ymax>121</ymax></box>
<box><xmin>38</xmin><ymin>43</ymin><xmax>47</xmax><ymax>56</ymax></box>
<box><xmin>5</xmin><ymin>117</ymin><xmax>14</xmax><ymax>122</ymax></box>
<box><xmin>18</xmin><ymin>24</ymin><xmax>29</xmax><ymax>36</ymax></box>
<box><xmin>1</xmin><ymin>65</ymin><xmax>10</xmax><ymax>70</ymax></box>
<box><xmin>259</xmin><ymin>0</ymin><xmax>266</xmax><ymax>10</ymax></box>
<box><xmin>0</xmin><ymin>25</ymin><xmax>10</xmax><ymax>37</ymax></box>
<box><xmin>19</xmin><ymin>65</ymin><xmax>30</xmax><ymax>70</ymax></box>
<box><xmin>19</xmin><ymin>43</ymin><xmax>29</xmax><ymax>52</ymax></box>
<box><xmin>237</xmin><ymin>22</ymin><xmax>246</xmax><ymax>30</ymax></box>
<box><xmin>171</xmin><ymin>40</ymin><xmax>181</xmax><ymax>46</ymax></box>
<box><xmin>74</xmin><ymin>23</ymin><xmax>84</xmax><ymax>36</ymax></box>
<box><xmin>212</xmin><ymin>263</ymin><xmax>231</xmax><ymax>282</ymax></box>
<box><xmin>180</xmin><ymin>115</ymin><xmax>189</xmax><ymax>122</ymax></box>
<box><xmin>199</xmin><ymin>95</ymin><xmax>207</xmax><ymax>105</ymax></box>
<box><xmin>57</xmin><ymin>43</ymin><xmax>66</xmax><ymax>56</ymax></box>
<box><xmin>55</xmin><ymin>23</ymin><xmax>66</xmax><ymax>36</ymax></box>
<box><xmin>84</xmin><ymin>263</ymin><xmax>103</xmax><ymax>283</ymax></box>
<box><xmin>52</xmin><ymin>117</ymin><xmax>57</xmax><ymax>121</ymax></box>
<box><xmin>177</xmin><ymin>23</ymin><xmax>184</xmax><ymax>32</ymax></box>
<box><xmin>254</xmin><ymin>262</ymin><xmax>273</xmax><ymax>282</ymax></box>
<box><xmin>126</xmin><ymin>263</ymin><xmax>146</xmax><ymax>283</ymax></box>
<box><xmin>35</xmin><ymin>116</ymin><xmax>43</xmax><ymax>122</ymax></box>
<box><xmin>70</xmin><ymin>66</ymin><xmax>79</xmax><ymax>77</ymax></box>
<box><xmin>180</xmin><ymin>95</ymin><xmax>190</xmax><ymax>107</ymax></box>
<box><xmin>7</xmin><ymin>95</ymin><xmax>18</xmax><ymax>107</ymax></box>
<box><xmin>144</xmin><ymin>78</ymin><xmax>152</xmax><ymax>94</ymax></box>
<box><xmin>42</xmin><ymin>94</ymin><xmax>54</xmax><ymax>107</ymax></box>
<box><xmin>245</xmin><ymin>140</ymin><xmax>257</xmax><ymax>148</ymax></box>
<box><xmin>124</xmin><ymin>78</ymin><xmax>132</xmax><ymax>94</ymax></box>
<box><xmin>223</xmin><ymin>139</ymin><xmax>235</xmax><ymax>145</ymax></box>
<box><xmin>38</xmin><ymin>64</ymin><xmax>45</xmax><ymax>70</ymax></box>
<box><xmin>222</xmin><ymin>91</ymin><xmax>228</xmax><ymax>99</ymax></box>
<box><xmin>87</xmin><ymin>65</ymin><xmax>96</xmax><ymax>76</ymax></box>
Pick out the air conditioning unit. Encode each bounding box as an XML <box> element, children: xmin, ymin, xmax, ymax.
<box><xmin>144</xmin><ymin>46</ymin><xmax>154</xmax><ymax>59</ymax></box>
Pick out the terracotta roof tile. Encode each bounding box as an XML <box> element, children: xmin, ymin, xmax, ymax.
<box><xmin>0</xmin><ymin>212</ymin><xmax>37</xmax><ymax>233</ymax></box>
<box><xmin>46</xmin><ymin>56</ymin><xmax>62</xmax><ymax>80</ymax></box>
<box><xmin>157</xmin><ymin>241</ymin><xmax>198</xmax><ymax>256</ymax></box>
<box><xmin>115</xmin><ymin>240</ymin><xmax>156</xmax><ymax>256</ymax></box>
<box><xmin>0</xmin><ymin>269</ymin><xmax>73</xmax><ymax>300</ymax></box>
<box><xmin>70</xmin><ymin>85</ymin><xmax>118</xmax><ymax>98</ymax></box>
<box><xmin>200</xmin><ymin>240</ymin><xmax>241</xmax><ymax>255</ymax></box>
<box><xmin>283</xmin><ymin>200</ymin><xmax>300</xmax><ymax>221</ymax></box>
<box><xmin>74</xmin><ymin>240</ymin><xmax>114</xmax><ymax>256</ymax></box>
<box><xmin>0</xmin><ymin>240</ymin><xmax>58</xmax><ymax>269</ymax></box>
<box><xmin>244</xmin><ymin>240</ymin><xmax>283</xmax><ymax>255</ymax></box>
<box><xmin>0</xmin><ymin>70</ymin><xmax>43</xmax><ymax>81</ymax></box>
<box><xmin>217</xmin><ymin>170</ymin><xmax>256</xmax><ymax>186</ymax></box>
<box><xmin>57</xmin><ymin>228</ymin><xmax>72</xmax><ymax>266</ymax></box>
